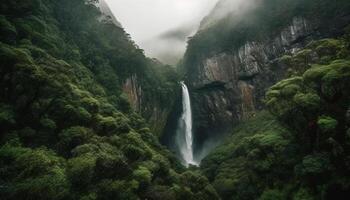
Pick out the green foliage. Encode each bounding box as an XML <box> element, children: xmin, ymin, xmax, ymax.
<box><xmin>311</xmin><ymin>39</ymin><xmax>344</xmax><ymax>59</ymax></box>
<box><xmin>295</xmin><ymin>153</ymin><xmax>332</xmax><ymax>178</ymax></box>
<box><xmin>58</xmin><ymin>126</ymin><xmax>93</xmax><ymax>155</ymax></box>
<box><xmin>67</xmin><ymin>156</ymin><xmax>96</xmax><ymax>190</ymax></box>
<box><xmin>0</xmin><ymin>104</ymin><xmax>15</xmax><ymax>126</ymax></box>
<box><xmin>0</xmin><ymin>15</ymin><xmax>17</xmax><ymax>43</ymax></box>
<box><xmin>317</xmin><ymin>116</ymin><xmax>338</xmax><ymax>133</ymax></box>
<box><xmin>95</xmin><ymin>114</ymin><xmax>130</xmax><ymax>136</ymax></box>
<box><xmin>0</xmin><ymin>0</ymin><xmax>204</xmax><ymax>200</ymax></box>
<box><xmin>259</xmin><ymin>189</ymin><xmax>285</xmax><ymax>200</ymax></box>
<box><xmin>266</xmin><ymin>58</ymin><xmax>350</xmax><ymax>151</ymax></box>
<box><xmin>1</xmin><ymin>0</ymin><xmax>348</xmax><ymax>199</ymax></box>
<box><xmin>133</xmin><ymin>166</ymin><xmax>152</xmax><ymax>187</ymax></box>
<box><xmin>260</xmin><ymin>38</ymin><xmax>350</xmax><ymax>199</ymax></box>
<box><xmin>0</xmin><ymin>144</ymin><xmax>69</xmax><ymax>200</ymax></box>
<box><xmin>293</xmin><ymin>188</ymin><xmax>314</xmax><ymax>200</ymax></box>
<box><xmin>200</xmin><ymin>112</ymin><xmax>295</xmax><ymax>200</ymax></box>
<box><xmin>202</xmin><ymin>59</ymin><xmax>350</xmax><ymax>199</ymax></box>
<box><xmin>96</xmin><ymin>179</ymin><xmax>138</xmax><ymax>200</ymax></box>
<box><xmin>170</xmin><ymin>171</ymin><xmax>220</xmax><ymax>200</ymax></box>
<box><xmin>203</xmin><ymin>33</ymin><xmax>350</xmax><ymax>199</ymax></box>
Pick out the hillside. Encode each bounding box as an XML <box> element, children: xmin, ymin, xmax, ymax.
<box><xmin>181</xmin><ymin>0</ymin><xmax>350</xmax><ymax>162</ymax></box>
<box><xmin>181</xmin><ymin>0</ymin><xmax>350</xmax><ymax>199</ymax></box>
<box><xmin>0</xmin><ymin>0</ymin><xmax>218</xmax><ymax>199</ymax></box>
<box><xmin>1</xmin><ymin>0</ymin><xmax>350</xmax><ymax>199</ymax></box>
<box><xmin>201</xmin><ymin>36</ymin><xmax>350</xmax><ymax>199</ymax></box>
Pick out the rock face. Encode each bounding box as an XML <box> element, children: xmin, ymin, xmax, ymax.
<box><xmin>123</xmin><ymin>74</ymin><xmax>142</xmax><ymax>112</ymax></box>
<box><xmin>185</xmin><ymin>15</ymin><xmax>349</xmax><ymax>160</ymax></box>
<box><xmin>122</xmin><ymin>74</ymin><xmax>178</xmax><ymax>137</ymax></box>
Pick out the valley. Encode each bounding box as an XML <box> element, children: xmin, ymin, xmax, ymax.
<box><xmin>0</xmin><ymin>0</ymin><xmax>350</xmax><ymax>199</ymax></box>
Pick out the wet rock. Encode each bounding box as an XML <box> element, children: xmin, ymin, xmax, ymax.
<box><xmin>123</xmin><ymin>74</ymin><xmax>177</xmax><ymax>137</ymax></box>
<box><xmin>123</xmin><ymin>74</ymin><xmax>142</xmax><ymax>112</ymax></box>
<box><xmin>186</xmin><ymin>17</ymin><xmax>315</xmax><ymax>153</ymax></box>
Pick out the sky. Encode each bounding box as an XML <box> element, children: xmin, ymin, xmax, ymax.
<box><xmin>104</xmin><ymin>0</ymin><xmax>219</xmax><ymax>64</ymax></box>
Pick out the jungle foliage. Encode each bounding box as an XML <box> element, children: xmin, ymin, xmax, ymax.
<box><xmin>200</xmin><ymin>30</ymin><xmax>350</xmax><ymax>200</ymax></box>
<box><xmin>0</xmin><ymin>0</ymin><xmax>218</xmax><ymax>199</ymax></box>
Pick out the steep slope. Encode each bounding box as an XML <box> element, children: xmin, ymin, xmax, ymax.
<box><xmin>201</xmin><ymin>33</ymin><xmax>350</xmax><ymax>199</ymax></box>
<box><xmin>97</xmin><ymin>0</ymin><xmax>122</xmax><ymax>28</ymax></box>
<box><xmin>182</xmin><ymin>0</ymin><xmax>350</xmax><ymax>160</ymax></box>
<box><xmin>190</xmin><ymin>0</ymin><xmax>350</xmax><ymax>198</ymax></box>
<box><xmin>0</xmin><ymin>0</ymin><xmax>218</xmax><ymax>199</ymax></box>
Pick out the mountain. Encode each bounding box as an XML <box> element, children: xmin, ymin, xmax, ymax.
<box><xmin>0</xmin><ymin>0</ymin><xmax>219</xmax><ymax>199</ymax></box>
<box><xmin>1</xmin><ymin>0</ymin><xmax>350</xmax><ymax>199</ymax></box>
<box><xmin>97</xmin><ymin>0</ymin><xmax>122</xmax><ymax>28</ymax></box>
<box><xmin>182</xmin><ymin>0</ymin><xmax>350</xmax><ymax>161</ymax></box>
<box><xmin>180</xmin><ymin>0</ymin><xmax>350</xmax><ymax>199</ymax></box>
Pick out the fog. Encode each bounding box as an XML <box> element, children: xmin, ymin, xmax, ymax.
<box><xmin>200</xmin><ymin>0</ymin><xmax>261</xmax><ymax>30</ymax></box>
<box><xmin>104</xmin><ymin>0</ymin><xmax>219</xmax><ymax>64</ymax></box>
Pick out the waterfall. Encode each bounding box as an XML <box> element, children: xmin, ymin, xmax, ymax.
<box><xmin>176</xmin><ymin>82</ymin><xmax>197</xmax><ymax>166</ymax></box>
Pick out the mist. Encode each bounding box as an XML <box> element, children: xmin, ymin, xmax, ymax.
<box><xmin>200</xmin><ymin>0</ymin><xmax>261</xmax><ymax>30</ymax></box>
<box><xmin>104</xmin><ymin>0</ymin><xmax>218</xmax><ymax>64</ymax></box>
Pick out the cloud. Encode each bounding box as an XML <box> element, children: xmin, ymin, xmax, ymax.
<box><xmin>200</xmin><ymin>0</ymin><xmax>261</xmax><ymax>30</ymax></box>
<box><xmin>159</xmin><ymin>24</ymin><xmax>194</xmax><ymax>41</ymax></box>
<box><xmin>104</xmin><ymin>0</ymin><xmax>218</xmax><ymax>64</ymax></box>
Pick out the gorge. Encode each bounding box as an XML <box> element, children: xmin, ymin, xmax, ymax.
<box><xmin>0</xmin><ymin>0</ymin><xmax>350</xmax><ymax>200</ymax></box>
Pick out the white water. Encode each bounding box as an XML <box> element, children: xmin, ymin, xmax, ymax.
<box><xmin>176</xmin><ymin>82</ymin><xmax>197</xmax><ymax>166</ymax></box>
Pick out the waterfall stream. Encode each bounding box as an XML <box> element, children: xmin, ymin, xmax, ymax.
<box><xmin>176</xmin><ymin>82</ymin><xmax>197</xmax><ymax>166</ymax></box>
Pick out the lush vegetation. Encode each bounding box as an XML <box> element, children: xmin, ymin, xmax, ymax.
<box><xmin>0</xmin><ymin>0</ymin><xmax>219</xmax><ymax>199</ymax></box>
<box><xmin>1</xmin><ymin>0</ymin><xmax>350</xmax><ymax>199</ymax></box>
<box><xmin>200</xmin><ymin>29</ymin><xmax>350</xmax><ymax>199</ymax></box>
<box><xmin>185</xmin><ymin>1</ymin><xmax>350</xmax><ymax>197</ymax></box>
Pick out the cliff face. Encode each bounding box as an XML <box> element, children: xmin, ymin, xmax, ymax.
<box><xmin>122</xmin><ymin>72</ymin><xmax>180</xmax><ymax>137</ymax></box>
<box><xmin>188</xmin><ymin>17</ymin><xmax>311</xmax><ymax>158</ymax></box>
<box><xmin>123</xmin><ymin>74</ymin><xmax>142</xmax><ymax>111</ymax></box>
<box><xmin>184</xmin><ymin>0</ymin><xmax>350</xmax><ymax>159</ymax></box>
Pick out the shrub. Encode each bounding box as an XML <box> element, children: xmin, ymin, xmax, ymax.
<box><xmin>295</xmin><ymin>153</ymin><xmax>332</xmax><ymax>178</ymax></box>
<box><xmin>0</xmin><ymin>15</ymin><xmax>17</xmax><ymax>43</ymax></box>
<box><xmin>67</xmin><ymin>156</ymin><xmax>96</xmax><ymax>190</ymax></box>
<box><xmin>123</xmin><ymin>144</ymin><xmax>148</xmax><ymax>161</ymax></box>
<box><xmin>145</xmin><ymin>185</ymin><xmax>176</xmax><ymax>200</ymax></box>
<box><xmin>0</xmin><ymin>145</ymin><xmax>69</xmax><ymax>200</ymax></box>
<box><xmin>313</xmin><ymin>39</ymin><xmax>343</xmax><ymax>58</ymax></box>
<box><xmin>293</xmin><ymin>188</ymin><xmax>314</xmax><ymax>200</ymax></box>
<box><xmin>0</xmin><ymin>104</ymin><xmax>15</xmax><ymax>126</ymax></box>
<box><xmin>133</xmin><ymin>166</ymin><xmax>152</xmax><ymax>187</ymax></box>
<box><xmin>58</xmin><ymin>126</ymin><xmax>93</xmax><ymax>155</ymax></box>
<box><xmin>96</xmin><ymin>179</ymin><xmax>138</xmax><ymax>200</ymax></box>
<box><xmin>81</xmin><ymin>97</ymin><xmax>100</xmax><ymax>113</ymax></box>
<box><xmin>317</xmin><ymin>116</ymin><xmax>338</xmax><ymax>133</ymax></box>
<box><xmin>259</xmin><ymin>189</ymin><xmax>285</xmax><ymax>200</ymax></box>
<box><xmin>40</xmin><ymin>117</ymin><xmax>56</xmax><ymax>130</ymax></box>
<box><xmin>266</xmin><ymin>58</ymin><xmax>350</xmax><ymax>144</ymax></box>
<box><xmin>96</xmin><ymin>114</ymin><xmax>131</xmax><ymax>136</ymax></box>
<box><xmin>94</xmin><ymin>150</ymin><xmax>130</xmax><ymax>179</ymax></box>
<box><xmin>293</xmin><ymin>92</ymin><xmax>320</xmax><ymax>110</ymax></box>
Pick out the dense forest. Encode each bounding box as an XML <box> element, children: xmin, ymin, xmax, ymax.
<box><xmin>202</xmin><ymin>36</ymin><xmax>350</xmax><ymax>198</ymax></box>
<box><xmin>1</xmin><ymin>0</ymin><xmax>350</xmax><ymax>200</ymax></box>
<box><xmin>182</xmin><ymin>0</ymin><xmax>350</xmax><ymax>199</ymax></box>
<box><xmin>0</xmin><ymin>0</ymin><xmax>218</xmax><ymax>199</ymax></box>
